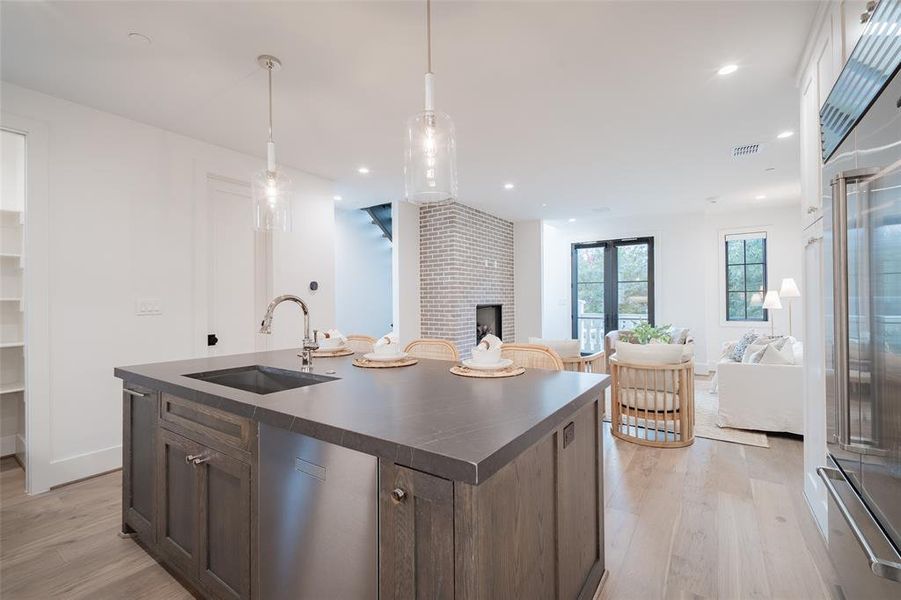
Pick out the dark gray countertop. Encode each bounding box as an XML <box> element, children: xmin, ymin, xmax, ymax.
<box><xmin>115</xmin><ymin>349</ymin><xmax>608</xmax><ymax>485</ymax></box>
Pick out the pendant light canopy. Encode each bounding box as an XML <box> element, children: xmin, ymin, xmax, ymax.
<box><xmin>404</xmin><ymin>0</ymin><xmax>458</xmax><ymax>205</ymax></box>
<box><xmin>252</xmin><ymin>55</ymin><xmax>292</xmax><ymax>231</ymax></box>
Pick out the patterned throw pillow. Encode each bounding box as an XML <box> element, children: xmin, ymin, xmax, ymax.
<box><xmin>730</xmin><ymin>331</ymin><xmax>759</xmax><ymax>362</ymax></box>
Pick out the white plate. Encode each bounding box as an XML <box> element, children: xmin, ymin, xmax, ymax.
<box><xmin>317</xmin><ymin>343</ymin><xmax>347</xmax><ymax>352</ymax></box>
<box><xmin>462</xmin><ymin>358</ymin><xmax>514</xmax><ymax>371</ymax></box>
<box><xmin>363</xmin><ymin>352</ymin><xmax>408</xmax><ymax>362</ymax></box>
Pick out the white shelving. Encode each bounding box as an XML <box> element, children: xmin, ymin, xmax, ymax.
<box><xmin>1</xmin><ymin>132</ymin><xmax>26</xmax><ymax>463</ymax></box>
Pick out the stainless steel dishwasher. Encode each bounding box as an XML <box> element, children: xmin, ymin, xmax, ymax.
<box><xmin>258</xmin><ymin>423</ymin><xmax>378</xmax><ymax>599</ymax></box>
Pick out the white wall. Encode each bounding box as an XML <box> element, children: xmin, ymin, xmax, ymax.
<box><xmin>2</xmin><ymin>83</ymin><xmax>334</xmax><ymax>491</ymax></box>
<box><xmin>335</xmin><ymin>207</ymin><xmax>393</xmax><ymax>337</ymax></box>
<box><xmin>541</xmin><ymin>205</ymin><xmax>803</xmax><ymax>371</ymax></box>
<box><xmin>392</xmin><ymin>200</ymin><xmax>421</xmax><ymax>346</ymax></box>
<box><xmin>514</xmin><ymin>220</ymin><xmax>543</xmax><ymax>342</ymax></box>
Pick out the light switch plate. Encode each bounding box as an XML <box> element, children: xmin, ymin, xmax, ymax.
<box><xmin>135</xmin><ymin>298</ymin><xmax>162</xmax><ymax>316</ymax></box>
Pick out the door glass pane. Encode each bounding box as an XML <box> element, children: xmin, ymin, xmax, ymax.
<box><xmin>617</xmin><ymin>244</ymin><xmax>650</xmax><ymax>329</ymax></box>
<box><xmin>745</xmin><ymin>238</ymin><xmax>765</xmax><ymax>263</ymax></box>
<box><xmin>617</xmin><ymin>244</ymin><xmax>648</xmax><ymax>281</ymax></box>
<box><xmin>575</xmin><ymin>247</ymin><xmax>604</xmax><ymax>353</ymax></box>
<box><xmin>746</xmin><ymin>263</ymin><xmax>764</xmax><ymax>292</ymax></box>
<box><xmin>618</xmin><ymin>282</ymin><xmax>648</xmax><ymax>329</ymax></box>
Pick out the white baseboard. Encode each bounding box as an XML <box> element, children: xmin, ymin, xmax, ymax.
<box><xmin>0</xmin><ymin>434</ymin><xmax>16</xmax><ymax>457</ymax></box>
<box><xmin>48</xmin><ymin>444</ymin><xmax>122</xmax><ymax>489</ymax></box>
<box><xmin>804</xmin><ymin>471</ymin><xmax>828</xmax><ymax>538</ymax></box>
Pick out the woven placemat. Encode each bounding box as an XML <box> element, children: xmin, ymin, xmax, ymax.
<box><xmin>449</xmin><ymin>365</ymin><xmax>526</xmax><ymax>378</ymax></box>
<box><xmin>352</xmin><ymin>357</ymin><xmax>419</xmax><ymax>369</ymax></box>
<box><xmin>312</xmin><ymin>348</ymin><xmax>354</xmax><ymax>358</ymax></box>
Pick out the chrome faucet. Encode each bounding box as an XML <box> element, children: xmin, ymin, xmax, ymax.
<box><xmin>259</xmin><ymin>294</ymin><xmax>319</xmax><ymax>369</ymax></box>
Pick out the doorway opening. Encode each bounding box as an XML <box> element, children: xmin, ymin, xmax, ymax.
<box><xmin>571</xmin><ymin>237</ymin><xmax>655</xmax><ymax>353</ymax></box>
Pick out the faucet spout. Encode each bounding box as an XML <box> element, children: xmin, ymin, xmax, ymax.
<box><xmin>258</xmin><ymin>294</ymin><xmax>318</xmax><ymax>367</ymax></box>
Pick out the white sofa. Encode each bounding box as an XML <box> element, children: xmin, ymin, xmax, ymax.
<box><xmin>715</xmin><ymin>340</ymin><xmax>803</xmax><ymax>435</ymax></box>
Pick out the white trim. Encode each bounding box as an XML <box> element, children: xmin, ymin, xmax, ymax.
<box><xmin>49</xmin><ymin>444</ymin><xmax>121</xmax><ymax>487</ymax></box>
<box><xmin>2</xmin><ymin>111</ymin><xmax>51</xmax><ymax>494</ymax></box>
<box><xmin>794</xmin><ymin>1</ymin><xmax>832</xmax><ymax>87</ymax></box>
<box><xmin>804</xmin><ymin>472</ymin><xmax>828</xmax><ymax>538</ymax></box>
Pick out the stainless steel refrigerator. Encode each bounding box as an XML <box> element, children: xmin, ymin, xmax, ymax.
<box><xmin>820</xmin><ymin>4</ymin><xmax>901</xmax><ymax>595</ymax></box>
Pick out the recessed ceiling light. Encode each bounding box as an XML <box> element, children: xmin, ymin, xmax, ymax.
<box><xmin>777</xmin><ymin>130</ymin><xmax>794</xmax><ymax>139</ymax></box>
<box><xmin>717</xmin><ymin>64</ymin><xmax>738</xmax><ymax>76</ymax></box>
<box><xmin>357</xmin><ymin>166</ymin><xmax>370</xmax><ymax>175</ymax></box>
<box><xmin>333</xmin><ymin>195</ymin><xmax>342</xmax><ymax>201</ymax></box>
<box><xmin>765</xmin><ymin>167</ymin><xmax>776</xmax><ymax>172</ymax></box>
<box><xmin>127</xmin><ymin>32</ymin><xmax>152</xmax><ymax>45</ymax></box>
<box><xmin>541</xmin><ymin>203</ymin><xmax>547</xmax><ymax>207</ymax></box>
<box><xmin>755</xmin><ymin>194</ymin><xmax>767</xmax><ymax>200</ymax></box>
<box><xmin>503</xmin><ymin>182</ymin><xmax>515</xmax><ymax>190</ymax></box>
<box><xmin>568</xmin><ymin>218</ymin><xmax>576</xmax><ymax>223</ymax></box>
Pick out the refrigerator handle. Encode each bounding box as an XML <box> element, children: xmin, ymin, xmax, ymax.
<box><xmin>817</xmin><ymin>467</ymin><xmax>901</xmax><ymax>583</ymax></box>
<box><xmin>831</xmin><ymin>173</ymin><xmax>850</xmax><ymax>447</ymax></box>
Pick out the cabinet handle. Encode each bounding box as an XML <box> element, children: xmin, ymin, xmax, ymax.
<box><xmin>192</xmin><ymin>455</ymin><xmax>210</xmax><ymax>466</ymax></box>
<box><xmin>185</xmin><ymin>454</ymin><xmax>200</xmax><ymax>464</ymax></box>
<box><xmin>805</xmin><ymin>235</ymin><xmax>822</xmax><ymax>247</ymax></box>
<box><xmin>807</xmin><ymin>206</ymin><xmax>818</xmax><ymax>214</ymax></box>
<box><xmin>391</xmin><ymin>488</ymin><xmax>407</xmax><ymax>503</ymax></box>
<box><xmin>123</xmin><ymin>388</ymin><xmax>147</xmax><ymax>397</ymax></box>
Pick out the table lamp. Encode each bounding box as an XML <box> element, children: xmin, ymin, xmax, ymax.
<box><xmin>763</xmin><ymin>290</ymin><xmax>782</xmax><ymax>337</ymax></box>
<box><xmin>779</xmin><ymin>278</ymin><xmax>801</xmax><ymax>337</ymax></box>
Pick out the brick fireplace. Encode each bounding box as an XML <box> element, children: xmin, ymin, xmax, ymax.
<box><xmin>419</xmin><ymin>202</ymin><xmax>514</xmax><ymax>357</ymax></box>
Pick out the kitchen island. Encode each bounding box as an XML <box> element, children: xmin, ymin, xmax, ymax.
<box><xmin>115</xmin><ymin>348</ymin><xmax>609</xmax><ymax>600</ymax></box>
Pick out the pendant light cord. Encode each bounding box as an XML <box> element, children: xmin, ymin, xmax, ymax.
<box><xmin>267</xmin><ymin>61</ymin><xmax>274</xmax><ymax>143</ymax></box>
<box><xmin>426</xmin><ymin>0</ymin><xmax>432</xmax><ymax>74</ymax></box>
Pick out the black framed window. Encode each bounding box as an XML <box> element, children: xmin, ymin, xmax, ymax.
<box><xmin>572</xmin><ymin>237</ymin><xmax>655</xmax><ymax>353</ymax></box>
<box><xmin>725</xmin><ymin>232</ymin><xmax>767</xmax><ymax>321</ymax></box>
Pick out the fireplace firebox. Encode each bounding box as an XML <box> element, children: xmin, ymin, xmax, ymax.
<box><xmin>476</xmin><ymin>305</ymin><xmax>502</xmax><ymax>343</ymax></box>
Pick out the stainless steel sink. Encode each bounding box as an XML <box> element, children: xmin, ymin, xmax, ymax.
<box><xmin>184</xmin><ymin>365</ymin><xmax>338</xmax><ymax>395</ymax></box>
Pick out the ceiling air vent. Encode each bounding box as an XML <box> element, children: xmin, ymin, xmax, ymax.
<box><xmin>732</xmin><ymin>143</ymin><xmax>761</xmax><ymax>158</ymax></box>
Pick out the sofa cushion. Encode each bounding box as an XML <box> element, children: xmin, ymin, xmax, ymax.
<box><xmin>618</xmin><ymin>389</ymin><xmax>680</xmax><ymax>412</ymax></box>
<box><xmin>615</xmin><ymin>341</ymin><xmax>687</xmax><ymax>365</ymax></box>
<box><xmin>528</xmin><ymin>337</ymin><xmax>582</xmax><ymax>358</ymax></box>
<box><xmin>759</xmin><ymin>342</ymin><xmax>795</xmax><ymax>365</ymax></box>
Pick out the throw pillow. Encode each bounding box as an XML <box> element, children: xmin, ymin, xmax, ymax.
<box><xmin>759</xmin><ymin>342</ymin><xmax>795</xmax><ymax>365</ymax></box>
<box><xmin>747</xmin><ymin>346</ymin><xmax>768</xmax><ymax>363</ymax></box>
<box><xmin>731</xmin><ymin>331</ymin><xmax>759</xmax><ymax>362</ymax></box>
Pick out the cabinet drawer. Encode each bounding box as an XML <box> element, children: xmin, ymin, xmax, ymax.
<box><xmin>160</xmin><ymin>394</ymin><xmax>254</xmax><ymax>453</ymax></box>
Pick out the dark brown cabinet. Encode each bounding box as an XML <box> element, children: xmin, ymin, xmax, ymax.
<box><xmin>157</xmin><ymin>428</ymin><xmax>252</xmax><ymax>600</ymax></box>
<box><xmin>122</xmin><ymin>385</ymin><xmax>159</xmax><ymax>542</ymax></box>
<box><xmin>379</xmin><ymin>463</ymin><xmax>454</xmax><ymax>600</ymax></box>
<box><xmin>122</xmin><ymin>387</ymin><xmax>254</xmax><ymax>600</ymax></box>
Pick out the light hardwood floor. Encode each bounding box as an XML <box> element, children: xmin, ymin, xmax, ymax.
<box><xmin>1</xmin><ymin>427</ymin><xmax>838</xmax><ymax>600</ymax></box>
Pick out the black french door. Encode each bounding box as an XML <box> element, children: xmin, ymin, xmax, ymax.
<box><xmin>571</xmin><ymin>237</ymin><xmax>655</xmax><ymax>353</ymax></box>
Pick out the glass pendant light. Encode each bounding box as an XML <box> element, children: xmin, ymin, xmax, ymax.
<box><xmin>404</xmin><ymin>0</ymin><xmax>458</xmax><ymax>205</ymax></box>
<box><xmin>252</xmin><ymin>55</ymin><xmax>292</xmax><ymax>231</ymax></box>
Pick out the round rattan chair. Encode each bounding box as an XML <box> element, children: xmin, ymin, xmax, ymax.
<box><xmin>345</xmin><ymin>334</ymin><xmax>376</xmax><ymax>354</ymax></box>
<box><xmin>500</xmin><ymin>343</ymin><xmax>564</xmax><ymax>371</ymax></box>
<box><xmin>404</xmin><ymin>338</ymin><xmax>460</xmax><ymax>361</ymax></box>
<box><xmin>608</xmin><ymin>356</ymin><xmax>695</xmax><ymax>448</ymax></box>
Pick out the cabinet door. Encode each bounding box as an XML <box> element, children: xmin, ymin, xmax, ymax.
<box><xmin>157</xmin><ymin>428</ymin><xmax>204</xmax><ymax>576</ymax></box>
<box><xmin>122</xmin><ymin>385</ymin><xmax>158</xmax><ymax>542</ymax></box>
<box><xmin>379</xmin><ymin>463</ymin><xmax>454</xmax><ymax>600</ymax></box>
<box><xmin>802</xmin><ymin>225</ymin><xmax>828</xmax><ymax>532</ymax></box>
<box><xmin>557</xmin><ymin>402</ymin><xmax>603</xmax><ymax>600</ymax></box>
<box><xmin>800</xmin><ymin>67</ymin><xmax>821</xmax><ymax>225</ymax></box>
<box><xmin>197</xmin><ymin>450</ymin><xmax>252</xmax><ymax>600</ymax></box>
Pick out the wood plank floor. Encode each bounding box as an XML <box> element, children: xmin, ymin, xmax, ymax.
<box><xmin>1</xmin><ymin>427</ymin><xmax>838</xmax><ymax>599</ymax></box>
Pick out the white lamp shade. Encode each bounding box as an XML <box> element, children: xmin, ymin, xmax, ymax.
<box><xmin>762</xmin><ymin>290</ymin><xmax>782</xmax><ymax>310</ymax></box>
<box><xmin>780</xmin><ymin>278</ymin><xmax>801</xmax><ymax>298</ymax></box>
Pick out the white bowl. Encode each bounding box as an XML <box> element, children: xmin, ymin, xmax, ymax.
<box><xmin>318</xmin><ymin>338</ymin><xmax>345</xmax><ymax>350</ymax></box>
<box><xmin>470</xmin><ymin>347</ymin><xmax>502</xmax><ymax>364</ymax></box>
<box><xmin>462</xmin><ymin>358</ymin><xmax>513</xmax><ymax>371</ymax></box>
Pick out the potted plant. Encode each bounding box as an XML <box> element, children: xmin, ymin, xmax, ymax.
<box><xmin>615</xmin><ymin>323</ymin><xmax>692</xmax><ymax>365</ymax></box>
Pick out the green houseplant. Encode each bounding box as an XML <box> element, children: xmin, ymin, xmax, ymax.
<box><xmin>619</xmin><ymin>322</ymin><xmax>673</xmax><ymax>345</ymax></box>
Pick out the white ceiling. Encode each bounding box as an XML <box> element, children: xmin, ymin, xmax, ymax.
<box><xmin>1</xmin><ymin>1</ymin><xmax>816</xmax><ymax>221</ymax></box>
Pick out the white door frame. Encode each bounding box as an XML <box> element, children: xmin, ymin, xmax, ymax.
<box><xmin>192</xmin><ymin>166</ymin><xmax>272</xmax><ymax>358</ymax></box>
<box><xmin>2</xmin><ymin>112</ymin><xmax>51</xmax><ymax>494</ymax></box>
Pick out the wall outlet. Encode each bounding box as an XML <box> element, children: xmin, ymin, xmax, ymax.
<box><xmin>135</xmin><ymin>298</ymin><xmax>162</xmax><ymax>316</ymax></box>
